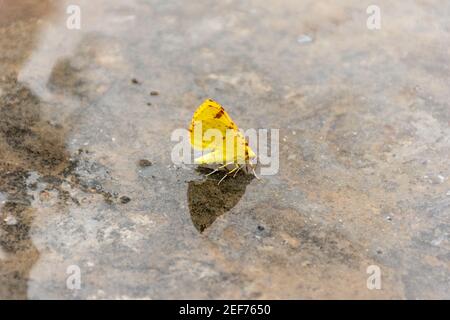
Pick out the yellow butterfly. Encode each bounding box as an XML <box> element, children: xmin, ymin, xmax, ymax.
<box><xmin>189</xmin><ymin>99</ymin><xmax>258</xmax><ymax>184</ymax></box>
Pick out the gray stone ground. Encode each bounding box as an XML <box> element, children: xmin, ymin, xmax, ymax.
<box><xmin>0</xmin><ymin>0</ymin><xmax>449</xmax><ymax>299</ymax></box>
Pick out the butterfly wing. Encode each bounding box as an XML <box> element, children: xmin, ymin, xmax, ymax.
<box><xmin>189</xmin><ymin>99</ymin><xmax>256</xmax><ymax>164</ymax></box>
<box><xmin>194</xmin><ymin>148</ymin><xmax>222</xmax><ymax>164</ymax></box>
<box><xmin>189</xmin><ymin>99</ymin><xmax>240</xmax><ymax>150</ymax></box>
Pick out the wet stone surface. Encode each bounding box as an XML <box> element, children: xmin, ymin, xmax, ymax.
<box><xmin>0</xmin><ymin>0</ymin><xmax>449</xmax><ymax>299</ymax></box>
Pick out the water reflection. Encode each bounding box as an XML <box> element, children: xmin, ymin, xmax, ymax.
<box><xmin>188</xmin><ymin>168</ymin><xmax>254</xmax><ymax>232</ymax></box>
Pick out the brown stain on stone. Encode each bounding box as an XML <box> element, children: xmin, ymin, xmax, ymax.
<box><xmin>0</xmin><ymin>74</ymin><xmax>71</xmax><ymax>298</ymax></box>
<box><xmin>0</xmin><ymin>0</ymin><xmax>66</xmax><ymax>299</ymax></box>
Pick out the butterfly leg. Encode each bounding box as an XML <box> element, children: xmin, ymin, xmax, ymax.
<box><xmin>247</xmin><ymin>162</ymin><xmax>260</xmax><ymax>180</ymax></box>
<box><xmin>233</xmin><ymin>164</ymin><xmax>243</xmax><ymax>177</ymax></box>
<box><xmin>218</xmin><ymin>164</ymin><xmax>239</xmax><ymax>185</ymax></box>
<box><xmin>251</xmin><ymin>166</ymin><xmax>260</xmax><ymax>180</ymax></box>
<box><xmin>206</xmin><ymin>161</ymin><xmax>234</xmax><ymax>176</ymax></box>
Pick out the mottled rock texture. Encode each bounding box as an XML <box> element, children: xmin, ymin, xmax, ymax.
<box><xmin>0</xmin><ymin>0</ymin><xmax>449</xmax><ymax>299</ymax></box>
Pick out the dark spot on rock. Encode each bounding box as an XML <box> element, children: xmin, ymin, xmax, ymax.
<box><xmin>28</xmin><ymin>182</ymin><xmax>38</xmax><ymax>190</ymax></box>
<box><xmin>150</xmin><ymin>91</ymin><xmax>159</xmax><ymax>96</ymax></box>
<box><xmin>131</xmin><ymin>78</ymin><xmax>139</xmax><ymax>84</ymax></box>
<box><xmin>40</xmin><ymin>175</ymin><xmax>62</xmax><ymax>185</ymax></box>
<box><xmin>257</xmin><ymin>225</ymin><xmax>265</xmax><ymax>231</ymax></box>
<box><xmin>138</xmin><ymin>159</ymin><xmax>152</xmax><ymax>167</ymax></box>
<box><xmin>146</xmin><ymin>102</ymin><xmax>152</xmax><ymax>106</ymax></box>
<box><xmin>120</xmin><ymin>196</ymin><xmax>131</xmax><ymax>204</ymax></box>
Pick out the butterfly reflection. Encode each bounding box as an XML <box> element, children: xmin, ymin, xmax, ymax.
<box><xmin>187</xmin><ymin>167</ymin><xmax>254</xmax><ymax>233</ymax></box>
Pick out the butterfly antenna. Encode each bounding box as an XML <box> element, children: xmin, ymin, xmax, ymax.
<box><xmin>251</xmin><ymin>166</ymin><xmax>261</xmax><ymax>180</ymax></box>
